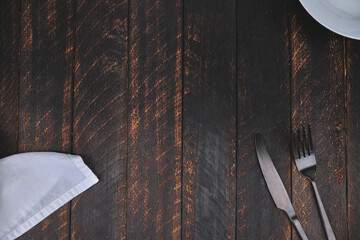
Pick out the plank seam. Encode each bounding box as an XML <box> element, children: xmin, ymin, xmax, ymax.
<box><xmin>235</xmin><ymin>0</ymin><xmax>238</xmax><ymax>238</ymax></box>
<box><xmin>69</xmin><ymin>0</ymin><xmax>77</xmax><ymax>237</ymax></box>
<box><xmin>16</xmin><ymin>0</ymin><xmax>21</xmax><ymax>154</ymax></box>
<box><xmin>287</xmin><ymin>0</ymin><xmax>293</xmax><ymax>239</ymax></box>
<box><xmin>125</xmin><ymin>0</ymin><xmax>130</xmax><ymax>238</ymax></box>
<box><xmin>180</xmin><ymin>0</ymin><xmax>184</xmax><ymax>239</ymax></box>
<box><xmin>343</xmin><ymin>36</ymin><xmax>349</xmax><ymax>240</ymax></box>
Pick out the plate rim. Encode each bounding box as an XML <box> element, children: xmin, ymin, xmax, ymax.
<box><xmin>299</xmin><ymin>0</ymin><xmax>360</xmax><ymax>40</ymax></box>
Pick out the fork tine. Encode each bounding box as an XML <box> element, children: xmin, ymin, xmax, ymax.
<box><xmin>308</xmin><ymin>125</ymin><xmax>313</xmax><ymax>153</ymax></box>
<box><xmin>291</xmin><ymin>132</ymin><xmax>298</xmax><ymax>159</ymax></box>
<box><xmin>297</xmin><ymin>129</ymin><xmax>304</xmax><ymax>157</ymax></box>
<box><xmin>303</xmin><ymin>126</ymin><xmax>309</xmax><ymax>156</ymax></box>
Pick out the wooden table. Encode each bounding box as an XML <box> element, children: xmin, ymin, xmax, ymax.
<box><xmin>0</xmin><ymin>0</ymin><xmax>359</xmax><ymax>239</ymax></box>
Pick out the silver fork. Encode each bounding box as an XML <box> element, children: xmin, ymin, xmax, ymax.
<box><xmin>292</xmin><ymin>126</ymin><xmax>336</xmax><ymax>240</ymax></box>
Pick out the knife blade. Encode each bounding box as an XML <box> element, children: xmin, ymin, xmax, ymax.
<box><xmin>255</xmin><ymin>134</ymin><xmax>308</xmax><ymax>240</ymax></box>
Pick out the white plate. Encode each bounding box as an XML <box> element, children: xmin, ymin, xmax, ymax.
<box><xmin>300</xmin><ymin>0</ymin><xmax>360</xmax><ymax>40</ymax></box>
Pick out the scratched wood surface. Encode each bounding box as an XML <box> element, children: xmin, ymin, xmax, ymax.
<box><xmin>0</xmin><ymin>0</ymin><xmax>19</xmax><ymax>159</ymax></box>
<box><xmin>70</xmin><ymin>0</ymin><xmax>128</xmax><ymax>239</ymax></box>
<box><xmin>0</xmin><ymin>0</ymin><xmax>359</xmax><ymax>239</ymax></box>
<box><xmin>290</xmin><ymin>0</ymin><xmax>347</xmax><ymax>239</ymax></box>
<box><xmin>17</xmin><ymin>0</ymin><xmax>74</xmax><ymax>239</ymax></box>
<box><xmin>346</xmin><ymin>39</ymin><xmax>360</xmax><ymax>240</ymax></box>
<box><xmin>236</xmin><ymin>0</ymin><xmax>291</xmax><ymax>239</ymax></box>
<box><xmin>127</xmin><ymin>0</ymin><xmax>182</xmax><ymax>239</ymax></box>
<box><xmin>182</xmin><ymin>0</ymin><xmax>236</xmax><ymax>239</ymax></box>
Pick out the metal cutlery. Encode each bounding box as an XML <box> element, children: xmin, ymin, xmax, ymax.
<box><xmin>255</xmin><ymin>134</ymin><xmax>308</xmax><ymax>240</ymax></box>
<box><xmin>292</xmin><ymin>126</ymin><xmax>336</xmax><ymax>240</ymax></box>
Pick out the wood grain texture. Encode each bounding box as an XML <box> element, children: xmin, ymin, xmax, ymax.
<box><xmin>290</xmin><ymin>0</ymin><xmax>347</xmax><ymax>239</ymax></box>
<box><xmin>346</xmin><ymin>39</ymin><xmax>360</xmax><ymax>240</ymax></box>
<box><xmin>182</xmin><ymin>1</ymin><xmax>236</xmax><ymax>239</ymax></box>
<box><xmin>2</xmin><ymin>1</ymin><xmax>360</xmax><ymax>239</ymax></box>
<box><xmin>236</xmin><ymin>0</ymin><xmax>291</xmax><ymax>239</ymax></box>
<box><xmin>18</xmin><ymin>0</ymin><xmax>74</xmax><ymax>239</ymax></box>
<box><xmin>71</xmin><ymin>0</ymin><xmax>128</xmax><ymax>239</ymax></box>
<box><xmin>127</xmin><ymin>0</ymin><xmax>182</xmax><ymax>239</ymax></box>
<box><xmin>0</xmin><ymin>0</ymin><xmax>19</xmax><ymax>159</ymax></box>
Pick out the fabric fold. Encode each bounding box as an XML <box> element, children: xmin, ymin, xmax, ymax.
<box><xmin>0</xmin><ymin>152</ymin><xmax>99</xmax><ymax>240</ymax></box>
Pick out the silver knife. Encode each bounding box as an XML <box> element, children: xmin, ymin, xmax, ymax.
<box><xmin>255</xmin><ymin>134</ymin><xmax>308</xmax><ymax>240</ymax></box>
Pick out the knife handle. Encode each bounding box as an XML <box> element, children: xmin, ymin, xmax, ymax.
<box><xmin>289</xmin><ymin>214</ymin><xmax>308</xmax><ymax>240</ymax></box>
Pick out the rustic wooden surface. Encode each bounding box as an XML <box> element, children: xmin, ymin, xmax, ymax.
<box><xmin>70</xmin><ymin>0</ymin><xmax>128</xmax><ymax>239</ymax></box>
<box><xmin>236</xmin><ymin>0</ymin><xmax>291</xmax><ymax>239</ymax></box>
<box><xmin>0</xmin><ymin>0</ymin><xmax>19</xmax><ymax>160</ymax></box>
<box><xmin>290</xmin><ymin>0</ymin><xmax>347</xmax><ymax>239</ymax></box>
<box><xmin>128</xmin><ymin>0</ymin><xmax>182</xmax><ymax>239</ymax></box>
<box><xmin>346</xmin><ymin>38</ymin><xmax>360</xmax><ymax>240</ymax></box>
<box><xmin>0</xmin><ymin>0</ymin><xmax>359</xmax><ymax>239</ymax></box>
<box><xmin>17</xmin><ymin>0</ymin><xmax>74</xmax><ymax>239</ymax></box>
<box><xmin>183</xmin><ymin>0</ymin><xmax>236</xmax><ymax>239</ymax></box>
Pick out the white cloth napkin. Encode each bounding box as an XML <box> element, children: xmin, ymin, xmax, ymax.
<box><xmin>0</xmin><ymin>152</ymin><xmax>99</xmax><ymax>240</ymax></box>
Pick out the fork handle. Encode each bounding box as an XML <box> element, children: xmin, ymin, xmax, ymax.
<box><xmin>311</xmin><ymin>181</ymin><xmax>336</xmax><ymax>240</ymax></box>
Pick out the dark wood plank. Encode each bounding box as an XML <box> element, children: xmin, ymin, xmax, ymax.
<box><xmin>236</xmin><ymin>0</ymin><xmax>291</xmax><ymax>239</ymax></box>
<box><xmin>17</xmin><ymin>0</ymin><xmax>74</xmax><ymax>239</ymax></box>
<box><xmin>346</xmin><ymin>39</ymin><xmax>360</xmax><ymax>240</ymax></box>
<box><xmin>70</xmin><ymin>0</ymin><xmax>128</xmax><ymax>239</ymax></box>
<box><xmin>290</xmin><ymin>1</ymin><xmax>347</xmax><ymax>239</ymax></box>
<box><xmin>127</xmin><ymin>0</ymin><xmax>182</xmax><ymax>239</ymax></box>
<box><xmin>0</xmin><ymin>0</ymin><xmax>19</xmax><ymax>159</ymax></box>
<box><xmin>182</xmin><ymin>1</ymin><xmax>236</xmax><ymax>239</ymax></box>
